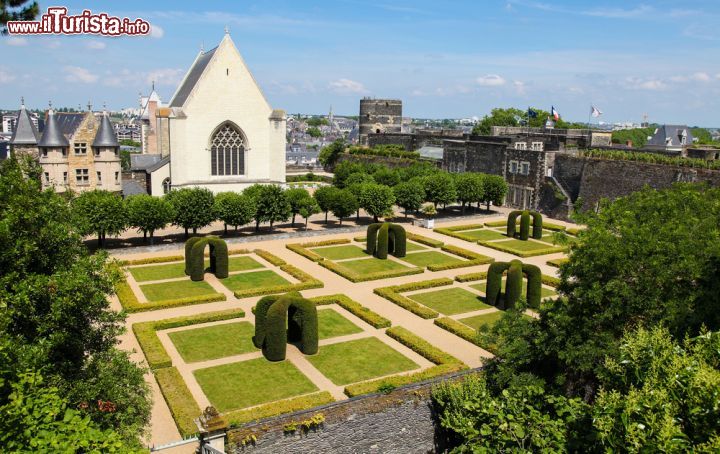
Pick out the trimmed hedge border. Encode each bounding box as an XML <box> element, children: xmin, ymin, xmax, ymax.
<box><xmin>433</xmin><ymin>225</ymin><xmax>490</xmax><ymax>242</ymax></box>
<box><xmin>385</xmin><ymin>326</ymin><xmax>462</xmax><ymax>366</ymax></box>
<box><xmin>117</xmin><ymin>277</ymin><xmax>227</xmax><ymax>313</ymax></box>
<box><xmin>546</xmin><ymin>257</ymin><xmax>569</xmax><ymax>268</ymax></box>
<box><xmin>116</xmin><ymin>277</ymin><xmax>140</xmax><ymax>309</ymax></box>
<box><xmin>318</xmin><ymin>259</ymin><xmax>423</xmax><ymax>283</ymax></box>
<box><xmin>542</xmin><ymin>274</ymin><xmax>561</xmax><ymax>287</ymax></box>
<box><xmin>542</xmin><ymin>222</ymin><xmax>567</xmax><ymax>232</ymax></box>
<box><xmin>232</xmin><ymin>262</ymin><xmax>324</xmax><ymax>299</ymax></box>
<box><xmin>373</xmin><ymin>278</ymin><xmax>453</xmax><ymax>319</ymax></box>
<box><xmin>478</xmin><ymin>240</ymin><xmax>566</xmax><ymax>258</ymax></box>
<box><xmin>133</xmin><ymin>308</ymin><xmax>245</xmax><ymax>370</ymax></box>
<box><xmin>120</xmin><ymin>248</ymin><xmax>252</xmax><ymax>267</ymax></box>
<box><xmin>225</xmin><ymin>391</ymin><xmax>335</xmax><ymax>428</ymax></box>
<box><xmin>436</xmin><ymin>223</ymin><xmax>486</xmax><ymax>232</ymax></box>
<box><xmin>353</xmin><ymin>236</ymin><xmax>367</xmax><ymax>242</ymax></box>
<box><xmin>484</xmin><ymin>219</ymin><xmax>512</xmax><ymax>227</ymax></box>
<box><xmin>455</xmin><ymin>271</ymin><xmax>488</xmax><ymax>282</ymax></box>
<box><xmin>310</xmin><ymin>294</ymin><xmax>391</xmax><ymax>328</ymax></box>
<box><xmin>426</xmin><ymin>244</ymin><xmax>494</xmax><ymax>271</ymax></box>
<box><xmin>285</xmin><ymin>239</ymin><xmax>352</xmax><ymax>263</ymax></box>
<box><xmin>155</xmin><ymin>367</ymin><xmax>202</xmax><ymax>437</ymax></box>
<box><xmin>433</xmin><ymin>316</ymin><xmax>496</xmax><ymax>352</ymax></box>
<box><xmin>254</xmin><ymin>249</ymin><xmax>287</xmax><ymax>266</ymax></box>
<box><xmin>407</xmin><ymin>233</ymin><xmax>444</xmax><ymax>248</ymax></box>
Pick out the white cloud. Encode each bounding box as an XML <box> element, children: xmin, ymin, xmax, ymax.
<box><xmin>476</xmin><ymin>74</ymin><xmax>506</xmax><ymax>86</ymax></box>
<box><xmin>6</xmin><ymin>37</ymin><xmax>28</xmax><ymax>46</ymax></box>
<box><xmin>145</xmin><ymin>68</ymin><xmax>184</xmax><ymax>87</ymax></box>
<box><xmin>512</xmin><ymin>80</ymin><xmax>526</xmax><ymax>95</ymax></box>
<box><xmin>0</xmin><ymin>69</ymin><xmax>16</xmax><ymax>83</ymax></box>
<box><xmin>624</xmin><ymin>77</ymin><xmax>666</xmax><ymax>91</ymax></box>
<box><xmin>328</xmin><ymin>78</ymin><xmax>369</xmax><ymax>94</ymax></box>
<box><xmin>64</xmin><ymin>66</ymin><xmax>98</xmax><ymax>84</ymax></box>
<box><xmin>691</xmin><ymin>72</ymin><xmax>711</xmax><ymax>82</ymax></box>
<box><xmin>150</xmin><ymin>24</ymin><xmax>164</xmax><ymax>38</ymax></box>
<box><xmin>669</xmin><ymin>72</ymin><xmax>711</xmax><ymax>83</ymax></box>
<box><xmin>85</xmin><ymin>40</ymin><xmax>106</xmax><ymax>50</ymax></box>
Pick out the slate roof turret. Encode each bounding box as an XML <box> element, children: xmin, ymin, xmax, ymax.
<box><xmin>37</xmin><ymin>107</ymin><xmax>70</xmax><ymax>148</ymax></box>
<box><xmin>93</xmin><ymin>111</ymin><xmax>119</xmax><ymax>147</ymax></box>
<box><xmin>9</xmin><ymin>99</ymin><xmax>40</xmax><ymax>145</ymax></box>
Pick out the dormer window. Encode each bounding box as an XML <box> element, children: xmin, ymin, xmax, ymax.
<box><xmin>74</xmin><ymin>143</ymin><xmax>87</xmax><ymax>155</ymax></box>
<box><xmin>514</xmin><ymin>142</ymin><xmax>527</xmax><ymax>150</ymax></box>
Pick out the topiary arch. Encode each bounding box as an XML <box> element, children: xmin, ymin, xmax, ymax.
<box><xmin>184</xmin><ymin>236</ymin><xmax>229</xmax><ymax>281</ymax></box>
<box><xmin>253</xmin><ymin>292</ymin><xmax>318</xmax><ymax>361</ymax></box>
<box><xmin>366</xmin><ymin>222</ymin><xmax>407</xmax><ymax>259</ymax></box>
<box><xmin>507</xmin><ymin>210</ymin><xmax>543</xmax><ymax>240</ymax></box>
<box><xmin>486</xmin><ymin>259</ymin><xmax>543</xmax><ymax>309</ymax></box>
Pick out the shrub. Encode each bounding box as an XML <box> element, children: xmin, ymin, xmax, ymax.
<box><xmin>257</xmin><ymin>293</ymin><xmax>318</xmax><ymax>361</ymax></box>
<box><xmin>485</xmin><ymin>219</ymin><xmax>509</xmax><ymax>227</ymax></box>
<box><xmin>120</xmin><ymin>255</ymin><xmax>184</xmax><ymax>266</ymax></box>
<box><xmin>546</xmin><ymin>257</ymin><xmax>569</xmax><ymax>268</ymax></box>
<box><xmin>185</xmin><ymin>236</ymin><xmax>229</xmax><ymax>281</ymax></box>
<box><xmin>523</xmin><ymin>263</ymin><xmax>542</xmax><ymax>309</ymax></box>
<box><xmin>566</xmin><ymin>227</ymin><xmax>581</xmax><ymax>235</ymax></box>
<box><xmin>434</xmin><ymin>317</ymin><xmax>491</xmax><ymax>351</ymax></box>
<box><xmin>531</xmin><ymin>211</ymin><xmax>543</xmax><ymax>239</ymax></box>
<box><xmin>543</xmin><ymin>222</ymin><xmax>567</xmax><ymax>232</ymax></box>
<box><xmin>366</xmin><ymin>223</ymin><xmax>381</xmax><ymax>255</ymax></box>
<box><xmin>505</xmin><ymin>260</ymin><xmax>524</xmax><ymax>309</ymax></box>
<box><xmin>507</xmin><ymin>210</ymin><xmax>522</xmax><ymax>237</ymax></box>
<box><xmin>374</xmin><ymin>278</ymin><xmax>453</xmax><ymax>319</ymax></box>
<box><xmin>115</xmin><ymin>277</ymin><xmax>140</xmax><ymax>310</ymax></box>
<box><xmin>519</xmin><ymin>211</ymin><xmax>531</xmax><ymax>241</ymax></box>
<box><xmin>486</xmin><ymin>262</ymin><xmax>508</xmax><ymax>308</ymax></box>
<box><xmin>344</xmin><ymin>363</ymin><xmax>465</xmax><ymax>397</ymax></box>
<box><xmin>542</xmin><ymin>274</ymin><xmax>561</xmax><ymax>287</ymax></box>
<box><xmin>310</xmin><ymin>294</ymin><xmax>391</xmax><ymax>328</ymax></box>
<box><xmin>225</xmin><ymin>392</ymin><xmax>335</xmax><ymax>428</ymax></box>
<box><xmin>386</xmin><ymin>326</ymin><xmax>462</xmax><ymax>365</ymax></box>
<box><xmin>286</xmin><ymin>244</ymin><xmax>324</xmax><ymax>262</ymax></box>
<box><xmin>389</xmin><ymin>224</ymin><xmax>407</xmax><ymax>257</ymax></box>
<box><xmin>455</xmin><ymin>271</ymin><xmax>488</xmax><ymax>282</ymax></box>
<box><xmin>155</xmin><ymin>367</ymin><xmax>202</xmax><ymax>437</ymax></box>
<box><xmin>376</xmin><ymin>223</ymin><xmax>389</xmax><ymax>259</ymax></box>
<box><xmin>407</xmin><ymin>233</ymin><xmax>443</xmax><ymax>248</ymax></box>
<box><xmin>253</xmin><ymin>249</ymin><xmax>288</xmax><ymax>266</ymax></box>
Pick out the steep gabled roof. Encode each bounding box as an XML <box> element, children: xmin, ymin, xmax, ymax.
<box><xmin>169</xmin><ymin>47</ymin><xmax>217</xmax><ymax>108</ymax></box>
<box><xmin>647</xmin><ymin>125</ymin><xmax>694</xmax><ymax>147</ymax></box>
<box><xmin>37</xmin><ymin>110</ymin><xmax>70</xmax><ymax>147</ymax></box>
<box><xmin>93</xmin><ymin>112</ymin><xmax>119</xmax><ymax>147</ymax></box>
<box><xmin>9</xmin><ymin>105</ymin><xmax>40</xmax><ymax>145</ymax></box>
<box><xmin>54</xmin><ymin>113</ymin><xmax>85</xmax><ymax>137</ymax></box>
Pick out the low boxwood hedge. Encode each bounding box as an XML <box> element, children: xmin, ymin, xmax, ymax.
<box><xmin>374</xmin><ymin>278</ymin><xmax>453</xmax><ymax>319</ymax></box>
<box><xmin>541</xmin><ymin>274</ymin><xmax>561</xmax><ymax>287</ymax></box>
<box><xmin>119</xmin><ymin>255</ymin><xmax>184</xmax><ymax>266</ymax></box>
<box><xmin>484</xmin><ymin>219</ymin><xmax>511</xmax><ymax>227</ymax></box>
<box><xmin>434</xmin><ymin>317</ymin><xmax>485</xmax><ymax>349</ymax></box>
<box><xmin>455</xmin><ymin>271</ymin><xmax>488</xmax><ymax>282</ymax></box>
<box><xmin>542</xmin><ymin>222</ymin><xmax>567</xmax><ymax>232</ymax></box>
<box><xmin>478</xmin><ymin>240</ymin><xmax>566</xmax><ymax>258</ymax></box>
<box><xmin>232</xmin><ymin>264</ymin><xmax>323</xmax><ymax>299</ymax></box>
<box><xmin>546</xmin><ymin>257</ymin><xmax>569</xmax><ymax>268</ymax></box>
<box><xmin>407</xmin><ymin>233</ymin><xmax>444</xmax><ymax>248</ymax></box>
<box><xmin>432</xmin><ymin>226</ymin><xmax>486</xmax><ymax>242</ymax></box>
<box><xmin>318</xmin><ymin>259</ymin><xmax>423</xmax><ymax>283</ymax></box>
<box><xmin>425</xmin><ymin>245</ymin><xmax>494</xmax><ymax>271</ymax></box>
<box><xmin>385</xmin><ymin>326</ymin><xmax>462</xmax><ymax>366</ymax></box>
<box><xmin>115</xmin><ymin>277</ymin><xmax>140</xmax><ymax>310</ymax></box>
<box><xmin>565</xmin><ymin>227</ymin><xmax>581</xmax><ymax>236</ymax></box>
<box><xmin>225</xmin><ymin>391</ymin><xmax>335</xmax><ymax>428</ymax></box>
<box><xmin>286</xmin><ymin>244</ymin><xmax>325</xmax><ymax>262</ymax></box>
<box><xmin>133</xmin><ymin>308</ymin><xmax>245</xmax><ymax>370</ymax></box>
<box><xmin>117</xmin><ymin>275</ymin><xmax>228</xmax><ymax>313</ymax></box>
<box><xmin>155</xmin><ymin>367</ymin><xmax>202</xmax><ymax>437</ymax></box>
<box><xmin>310</xmin><ymin>294</ymin><xmax>391</xmax><ymax>328</ymax></box>
<box><xmin>254</xmin><ymin>249</ymin><xmax>287</xmax><ymax>266</ymax></box>
<box><xmin>344</xmin><ymin>363</ymin><xmax>465</xmax><ymax>397</ymax></box>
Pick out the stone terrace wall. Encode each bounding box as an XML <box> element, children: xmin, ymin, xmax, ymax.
<box><xmin>225</xmin><ymin>370</ymin><xmax>477</xmax><ymax>454</ymax></box>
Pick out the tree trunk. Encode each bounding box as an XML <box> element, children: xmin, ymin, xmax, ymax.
<box><xmin>304</xmin><ymin>218</ymin><xmax>309</xmax><ymax>230</ymax></box>
<box><xmin>356</xmin><ymin>209</ymin><xmax>360</xmax><ymax>221</ymax></box>
<box><xmin>255</xmin><ymin>220</ymin><xmax>260</xmax><ymax>231</ymax></box>
<box><xmin>270</xmin><ymin>220</ymin><xmax>274</xmax><ymax>229</ymax></box>
<box><xmin>339</xmin><ymin>217</ymin><xmax>343</xmax><ymax>226</ymax></box>
<box><xmin>192</xmin><ymin>227</ymin><xmax>197</xmax><ymax>234</ymax></box>
<box><xmin>373</xmin><ymin>215</ymin><xmax>378</xmax><ymax>222</ymax></box>
<box><xmin>98</xmin><ymin>232</ymin><xmax>102</xmax><ymax>248</ymax></box>
<box><xmin>461</xmin><ymin>202</ymin><xmax>466</xmax><ymax>214</ymax></box>
<box><xmin>184</xmin><ymin>227</ymin><xmax>189</xmax><ymax>238</ymax></box>
<box><xmin>143</xmin><ymin>231</ymin><xmax>147</xmax><ymax>242</ymax></box>
<box><xmin>291</xmin><ymin>213</ymin><xmax>296</xmax><ymax>226</ymax></box>
<box><xmin>325</xmin><ymin>211</ymin><xmax>328</xmax><ymax>224</ymax></box>
<box><xmin>486</xmin><ymin>201</ymin><xmax>491</xmax><ymax>211</ymax></box>
<box><xmin>149</xmin><ymin>230</ymin><xmax>155</xmax><ymax>245</ymax></box>
<box><xmin>404</xmin><ymin>209</ymin><xmax>408</xmax><ymax>218</ymax></box>
<box><xmin>224</xmin><ymin>223</ymin><xmax>227</xmax><ymax>235</ymax></box>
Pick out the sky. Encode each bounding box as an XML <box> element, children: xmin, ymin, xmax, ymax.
<box><xmin>1</xmin><ymin>0</ymin><xmax>720</xmax><ymax>126</ymax></box>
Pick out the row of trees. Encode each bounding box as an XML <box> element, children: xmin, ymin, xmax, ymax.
<box><xmin>433</xmin><ymin>183</ymin><xmax>720</xmax><ymax>451</ymax></box>
<box><xmin>471</xmin><ymin>107</ymin><xmax>587</xmax><ymax>135</ymax></box>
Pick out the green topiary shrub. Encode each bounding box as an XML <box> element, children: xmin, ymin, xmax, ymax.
<box><xmin>185</xmin><ymin>236</ymin><xmax>229</xmax><ymax>281</ymax></box>
<box><xmin>523</xmin><ymin>263</ymin><xmax>542</xmax><ymax>309</ymax></box>
<box><xmin>519</xmin><ymin>211</ymin><xmax>531</xmax><ymax>241</ymax></box>
<box><xmin>207</xmin><ymin>237</ymin><xmax>229</xmax><ymax>279</ymax></box>
<box><xmin>184</xmin><ymin>237</ymin><xmax>204</xmax><ymax>276</ymax></box>
<box><xmin>504</xmin><ymin>260</ymin><xmax>524</xmax><ymax>309</ymax></box>
<box><xmin>530</xmin><ymin>211</ymin><xmax>543</xmax><ymax>239</ymax></box>
<box><xmin>506</xmin><ymin>210</ymin><xmax>522</xmax><ymax>237</ymax></box>
<box><xmin>388</xmin><ymin>223</ymin><xmax>407</xmax><ymax>257</ymax></box>
<box><xmin>254</xmin><ymin>292</ymin><xmax>318</xmax><ymax>361</ymax></box>
<box><xmin>376</xmin><ymin>223</ymin><xmax>390</xmax><ymax>259</ymax></box>
<box><xmin>486</xmin><ymin>262</ymin><xmax>510</xmax><ymax>307</ymax></box>
<box><xmin>366</xmin><ymin>223</ymin><xmax>382</xmax><ymax>255</ymax></box>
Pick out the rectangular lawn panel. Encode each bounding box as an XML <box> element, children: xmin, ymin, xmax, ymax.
<box><xmin>405</xmin><ymin>241</ymin><xmax>427</xmax><ymax>252</ymax></box>
<box><xmin>336</xmin><ymin>257</ymin><xmax>411</xmax><ymax>275</ymax></box>
<box><xmin>220</xmin><ymin>270</ymin><xmax>290</xmax><ymax>292</ymax></box>
<box><xmin>310</xmin><ymin>245</ymin><xmax>368</xmax><ymax>260</ymax></box>
<box><xmin>140</xmin><ymin>280</ymin><xmax>219</xmax><ymax>302</ymax></box>
<box><xmin>493</xmin><ymin>239</ymin><xmax>561</xmax><ymax>252</ymax></box>
<box><xmin>129</xmin><ymin>262</ymin><xmax>187</xmax><ymax>282</ymax></box>
<box><xmin>457</xmin><ymin>229</ymin><xmax>508</xmax><ymax>241</ymax></box>
<box><xmin>307</xmin><ymin>337</ymin><xmax>418</xmax><ymax>385</ymax></box>
<box><xmin>459</xmin><ymin>311</ymin><xmax>504</xmax><ymax>330</ymax></box>
<box><xmin>168</xmin><ymin>321</ymin><xmax>256</xmax><ymax>363</ymax></box>
<box><xmin>471</xmin><ymin>281</ymin><xmax>557</xmax><ymax>298</ymax></box>
<box><xmin>194</xmin><ymin>357</ymin><xmax>317</xmax><ymax>412</ymax></box>
<box><xmin>317</xmin><ymin>309</ymin><xmax>363</xmax><ymax>340</ymax></box>
<box><xmin>409</xmin><ymin>287</ymin><xmax>491</xmax><ymax>315</ymax></box>
<box><xmin>400</xmin><ymin>251</ymin><xmax>465</xmax><ymax>268</ymax></box>
<box><xmin>228</xmin><ymin>255</ymin><xmax>265</xmax><ymax>272</ymax></box>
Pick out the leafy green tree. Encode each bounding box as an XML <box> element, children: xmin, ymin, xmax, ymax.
<box><xmin>306</xmin><ymin>126</ymin><xmax>322</xmax><ymax>138</ymax></box>
<box><xmin>454</xmin><ymin>173</ymin><xmax>484</xmax><ymax>213</ymax></box>
<box><xmin>332</xmin><ymin>161</ymin><xmax>367</xmax><ymax>188</ymax></box>
<box><xmin>481</xmin><ymin>174</ymin><xmax>507</xmax><ymax>210</ymax></box>
<box><xmin>285</xmin><ymin>188</ymin><xmax>312</xmax><ymax>227</ymax></box>
<box><xmin>1</xmin><ymin>0</ymin><xmax>39</xmax><ymax>34</ymax></box>
<box><xmin>423</xmin><ymin>173</ymin><xmax>457</xmax><ymax>209</ymax></box>
<box><xmin>214</xmin><ymin>192</ymin><xmax>256</xmax><ymax>234</ymax></box>
<box><xmin>610</xmin><ymin>127</ymin><xmax>655</xmax><ymax>148</ymax></box>
<box><xmin>165</xmin><ymin>187</ymin><xmax>216</xmax><ymax>236</ymax></box>
<box><xmin>313</xmin><ymin>186</ymin><xmax>341</xmax><ymax>223</ymax></box>
<box><xmin>396</xmin><ymin>162</ymin><xmax>440</xmax><ymax>181</ymax></box>
<box><xmin>372</xmin><ymin>167</ymin><xmax>400</xmax><ymax>187</ymax></box>
<box><xmin>298</xmin><ymin>197</ymin><xmax>320</xmax><ymax>230</ymax></box>
<box><xmin>72</xmin><ymin>190</ymin><xmax>127</xmax><ymax>247</ymax></box>
<box><xmin>393</xmin><ymin>180</ymin><xmax>425</xmax><ymax>217</ymax></box>
<box><xmin>357</xmin><ymin>183</ymin><xmax>395</xmax><ymax>222</ymax></box>
<box><xmin>306</xmin><ymin>117</ymin><xmax>329</xmax><ymax>127</ymax></box>
<box><xmin>318</xmin><ymin>139</ymin><xmax>345</xmax><ymax>167</ymax></box>
<box><xmin>125</xmin><ymin>194</ymin><xmax>174</xmax><ymax>244</ymax></box>
<box><xmin>330</xmin><ymin>189</ymin><xmax>358</xmax><ymax>226</ymax></box>
<box><xmin>252</xmin><ymin>185</ymin><xmax>291</xmax><ymax>230</ymax></box>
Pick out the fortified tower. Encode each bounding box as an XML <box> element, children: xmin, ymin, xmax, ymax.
<box><xmin>358</xmin><ymin>98</ymin><xmax>402</xmax><ymax>146</ymax></box>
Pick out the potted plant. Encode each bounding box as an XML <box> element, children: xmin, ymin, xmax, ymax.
<box><xmin>421</xmin><ymin>203</ymin><xmax>437</xmax><ymax>229</ymax></box>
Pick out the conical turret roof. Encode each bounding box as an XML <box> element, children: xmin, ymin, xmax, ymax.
<box><xmin>38</xmin><ymin>109</ymin><xmax>69</xmax><ymax>147</ymax></box>
<box><xmin>9</xmin><ymin>101</ymin><xmax>40</xmax><ymax>145</ymax></box>
<box><xmin>93</xmin><ymin>111</ymin><xmax>119</xmax><ymax>147</ymax></box>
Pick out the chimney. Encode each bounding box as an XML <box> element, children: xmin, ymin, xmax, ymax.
<box><xmin>626</xmin><ymin>140</ymin><xmax>633</xmax><ymax>148</ymax></box>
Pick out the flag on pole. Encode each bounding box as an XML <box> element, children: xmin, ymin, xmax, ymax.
<box><xmin>551</xmin><ymin>106</ymin><xmax>560</xmax><ymax>121</ymax></box>
<box><xmin>591</xmin><ymin>105</ymin><xmax>603</xmax><ymax>118</ymax></box>
<box><xmin>528</xmin><ymin>108</ymin><xmax>538</xmax><ymax>119</ymax></box>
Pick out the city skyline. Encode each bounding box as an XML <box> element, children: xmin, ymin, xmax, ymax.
<box><xmin>1</xmin><ymin>0</ymin><xmax>719</xmax><ymax>125</ymax></box>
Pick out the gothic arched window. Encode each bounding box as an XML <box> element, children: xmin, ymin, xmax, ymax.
<box><xmin>162</xmin><ymin>177</ymin><xmax>171</xmax><ymax>194</ymax></box>
<box><xmin>210</xmin><ymin>123</ymin><xmax>245</xmax><ymax>176</ymax></box>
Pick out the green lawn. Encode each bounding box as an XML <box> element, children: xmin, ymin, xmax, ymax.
<box><xmin>129</xmin><ymin>262</ymin><xmax>187</xmax><ymax>282</ymax></box>
<box><xmin>400</xmin><ymin>251</ymin><xmax>465</xmax><ymax>268</ymax></box>
<box><xmin>492</xmin><ymin>238</ymin><xmax>560</xmax><ymax>252</ymax></box>
<box><xmin>458</xmin><ymin>311</ymin><xmax>504</xmax><ymax>330</ymax></box>
<box><xmin>168</xmin><ymin>321</ymin><xmax>257</xmax><ymax>363</ymax></box>
<box><xmin>310</xmin><ymin>245</ymin><xmax>368</xmax><ymax>260</ymax></box>
<box><xmin>409</xmin><ymin>287</ymin><xmax>491</xmax><ymax>315</ymax></box>
<box><xmin>336</xmin><ymin>257</ymin><xmax>411</xmax><ymax>275</ymax></box>
<box><xmin>140</xmin><ymin>280</ymin><xmax>220</xmax><ymax>302</ymax></box>
<box><xmin>405</xmin><ymin>241</ymin><xmax>427</xmax><ymax>252</ymax></box>
<box><xmin>306</xmin><ymin>337</ymin><xmax>418</xmax><ymax>385</ymax></box>
<box><xmin>457</xmin><ymin>229</ymin><xmax>508</xmax><ymax>241</ymax></box>
<box><xmin>220</xmin><ymin>270</ymin><xmax>290</xmax><ymax>292</ymax></box>
<box><xmin>228</xmin><ymin>255</ymin><xmax>265</xmax><ymax>272</ymax></box>
<box><xmin>547</xmin><ymin>257</ymin><xmax>569</xmax><ymax>268</ymax></box>
<box><xmin>194</xmin><ymin>358</ymin><xmax>317</xmax><ymax>412</ymax></box>
<box><xmin>317</xmin><ymin>309</ymin><xmax>363</xmax><ymax>340</ymax></box>
<box><xmin>471</xmin><ymin>280</ymin><xmax>557</xmax><ymax>298</ymax></box>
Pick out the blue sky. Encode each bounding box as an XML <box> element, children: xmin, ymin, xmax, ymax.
<box><xmin>2</xmin><ymin>0</ymin><xmax>720</xmax><ymax>125</ymax></box>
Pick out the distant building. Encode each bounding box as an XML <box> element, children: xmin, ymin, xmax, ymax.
<box><xmin>359</xmin><ymin>98</ymin><xmax>402</xmax><ymax>146</ymax></box>
<box><xmin>646</xmin><ymin>125</ymin><xmax>693</xmax><ymax>152</ymax></box>
<box><xmin>3</xmin><ymin>110</ymin><xmax>40</xmax><ymax>134</ymax></box>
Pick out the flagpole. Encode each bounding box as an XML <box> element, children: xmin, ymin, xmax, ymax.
<box><xmin>587</xmin><ymin>105</ymin><xmax>593</xmax><ymax>143</ymax></box>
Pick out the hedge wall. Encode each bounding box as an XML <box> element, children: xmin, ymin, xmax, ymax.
<box><xmin>523</xmin><ymin>263</ymin><xmax>542</xmax><ymax>309</ymax></box>
<box><xmin>519</xmin><ymin>211</ymin><xmax>531</xmax><ymax>241</ymax></box>
<box><xmin>389</xmin><ymin>224</ymin><xmax>407</xmax><ymax>257</ymax></box>
<box><xmin>225</xmin><ymin>391</ymin><xmax>335</xmax><ymax>428</ymax></box>
<box><xmin>376</xmin><ymin>223</ymin><xmax>389</xmax><ymax>259</ymax></box>
<box><xmin>506</xmin><ymin>210</ymin><xmax>523</xmax><ymax>237</ymax></box>
<box><xmin>407</xmin><ymin>233</ymin><xmax>444</xmax><ymax>248</ymax></box>
<box><xmin>531</xmin><ymin>211</ymin><xmax>543</xmax><ymax>239</ymax></box>
<box><xmin>485</xmin><ymin>262</ymin><xmax>509</xmax><ymax>308</ymax></box>
<box><xmin>155</xmin><ymin>367</ymin><xmax>202</xmax><ymax>437</ymax></box>
<box><xmin>504</xmin><ymin>260</ymin><xmax>524</xmax><ymax>309</ymax></box>
<box><xmin>256</xmin><ymin>292</ymin><xmax>318</xmax><ymax>361</ymax></box>
<box><xmin>310</xmin><ymin>294</ymin><xmax>391</xmax><ymax>328</ymax></box>
<box><xmin>455</xmin><ymin>271</ymin><xmax>488</xmax><ymax>282</ymax></box>
<box><xmin>373</xmin><ymin>278</ymin><xmax>453</xmax><ymax>319</ymax></box>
